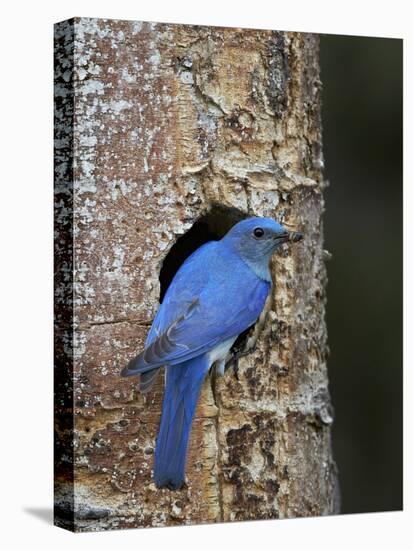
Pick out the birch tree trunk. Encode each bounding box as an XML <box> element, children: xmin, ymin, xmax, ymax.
<box><xmin>54</xmin><ymin>17</ymin><xmax>339</xmax><ymax>532</ymax></box>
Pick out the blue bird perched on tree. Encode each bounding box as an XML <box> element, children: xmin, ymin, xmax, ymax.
<box><xmin>121</xmin><ymin>216</ymin><xmax>302</xmax><ymax>490</ymax></box>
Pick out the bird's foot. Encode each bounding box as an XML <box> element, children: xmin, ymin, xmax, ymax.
<box><xmin>226</xmin><ymin>348</ymin><xmax>254</xmax><ymax>380</ymax></box>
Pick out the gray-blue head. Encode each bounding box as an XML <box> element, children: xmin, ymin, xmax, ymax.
<box><xmin>221</xmin><ymin>216</ymin><xmax>303</xmax><ymax>280</ymax></box>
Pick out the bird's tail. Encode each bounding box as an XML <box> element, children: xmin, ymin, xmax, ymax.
<box><xmin>154</xmin><ymin>355</ymin><xmax>210</xmax><ymax>490</ymax></box>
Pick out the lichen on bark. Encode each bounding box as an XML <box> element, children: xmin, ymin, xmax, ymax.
<box><xmin>54</xmin><ymin>17</ymin><xmax>339</xmax><ymax>532</ymax></box>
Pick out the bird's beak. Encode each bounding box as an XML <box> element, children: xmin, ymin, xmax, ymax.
<box><xmin>288</xmin><ymin>231</ymin><xmax>303</xmax><ymax>243</ymax></box>
<box><xmin>274</xmin><ymin>231</ymin><xmax>303</xmax><ymax>244</ymax></box>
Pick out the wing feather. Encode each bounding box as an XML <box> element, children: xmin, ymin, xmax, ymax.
<box><xmin>121</xmin><ymin>242</ymin><xmax>270</xmax><ymax>379</ymax></box>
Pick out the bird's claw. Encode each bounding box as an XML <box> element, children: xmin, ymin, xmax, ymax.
<box><xmin>226</xmin><ymin>348</ymin><xmax>253</xmax><ymax>380</ymax></box>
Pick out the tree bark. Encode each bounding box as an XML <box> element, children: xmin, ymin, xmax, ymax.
<box><xmin>54</xmin><ymin>17</ymin><xmax>339</xmax><ymax>532</ymax></box>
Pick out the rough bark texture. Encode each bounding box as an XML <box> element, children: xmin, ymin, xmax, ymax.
<box><xmin>54</xmin><ymin>17</ymin><xmax>339</xmax><ymax>532</ymax></box>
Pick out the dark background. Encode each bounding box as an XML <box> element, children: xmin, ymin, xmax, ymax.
<box><xmin>320</xmin><ymin>35</ymin><xmax>403</xmax><ymax>513</ymax></box>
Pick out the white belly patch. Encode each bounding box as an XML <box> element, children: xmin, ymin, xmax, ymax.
<box><xmin>207</xmin><ymin>337</ymin><xmax>237</xmax><ymax>366</ymax></box>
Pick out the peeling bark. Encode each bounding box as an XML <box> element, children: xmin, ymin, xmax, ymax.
<box><xmin>54</xmin><ymin>17</ymin><xmax>339</xmax><ymax>532</ymax></box>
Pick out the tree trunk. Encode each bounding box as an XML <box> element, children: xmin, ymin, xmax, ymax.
<box><xmin>54</xmin><ymin>17</ymin><xmax>339</xmax><ymax>532</ymax></box>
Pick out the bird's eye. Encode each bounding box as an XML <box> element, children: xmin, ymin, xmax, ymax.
<box><xmin>253</xmin><ymin>227</ymin><xmax>265</xmax><ymax>238</ymax></box>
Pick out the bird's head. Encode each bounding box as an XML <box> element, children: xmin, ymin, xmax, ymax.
<box><xmin>222</xmin><ymin>216</ymin><xmax>303</xmax><ymax>265</ymax></box>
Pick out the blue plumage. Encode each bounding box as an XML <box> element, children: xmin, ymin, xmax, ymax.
<box><xmin>121</xmin><ymin>216</ymin><xmax>302</xmax><ymax>489</ymax></box>
<box><xmin>154</xmin><ymin>355</ymin><xmax>210</xmax><ymax>489</ymax></box>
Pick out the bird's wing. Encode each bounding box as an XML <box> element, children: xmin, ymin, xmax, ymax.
<box><xmin>121</xmin><ymin>268</ymin><xmax>270</xmax><ymax>377</ymax></box>
<box><xmin>121</xmin><ymin>298</ymin><xmax>215</xmax><ymax>376</ymax></box>
<box><xmin>125</xmin><ymin>242</ymin><xmax>216</xmax><ymax>386</ymax></box>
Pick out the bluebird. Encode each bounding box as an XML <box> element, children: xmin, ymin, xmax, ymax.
<box><xmin>121</xmin><ymin>217</ymin><xmax>302</xmax><ymax>490</ymax></box>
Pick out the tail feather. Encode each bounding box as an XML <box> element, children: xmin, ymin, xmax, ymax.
<box><xmin>154</xmin><ymin>356</ymin><xmax>209</xmax><ymax>490</ymax></box>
